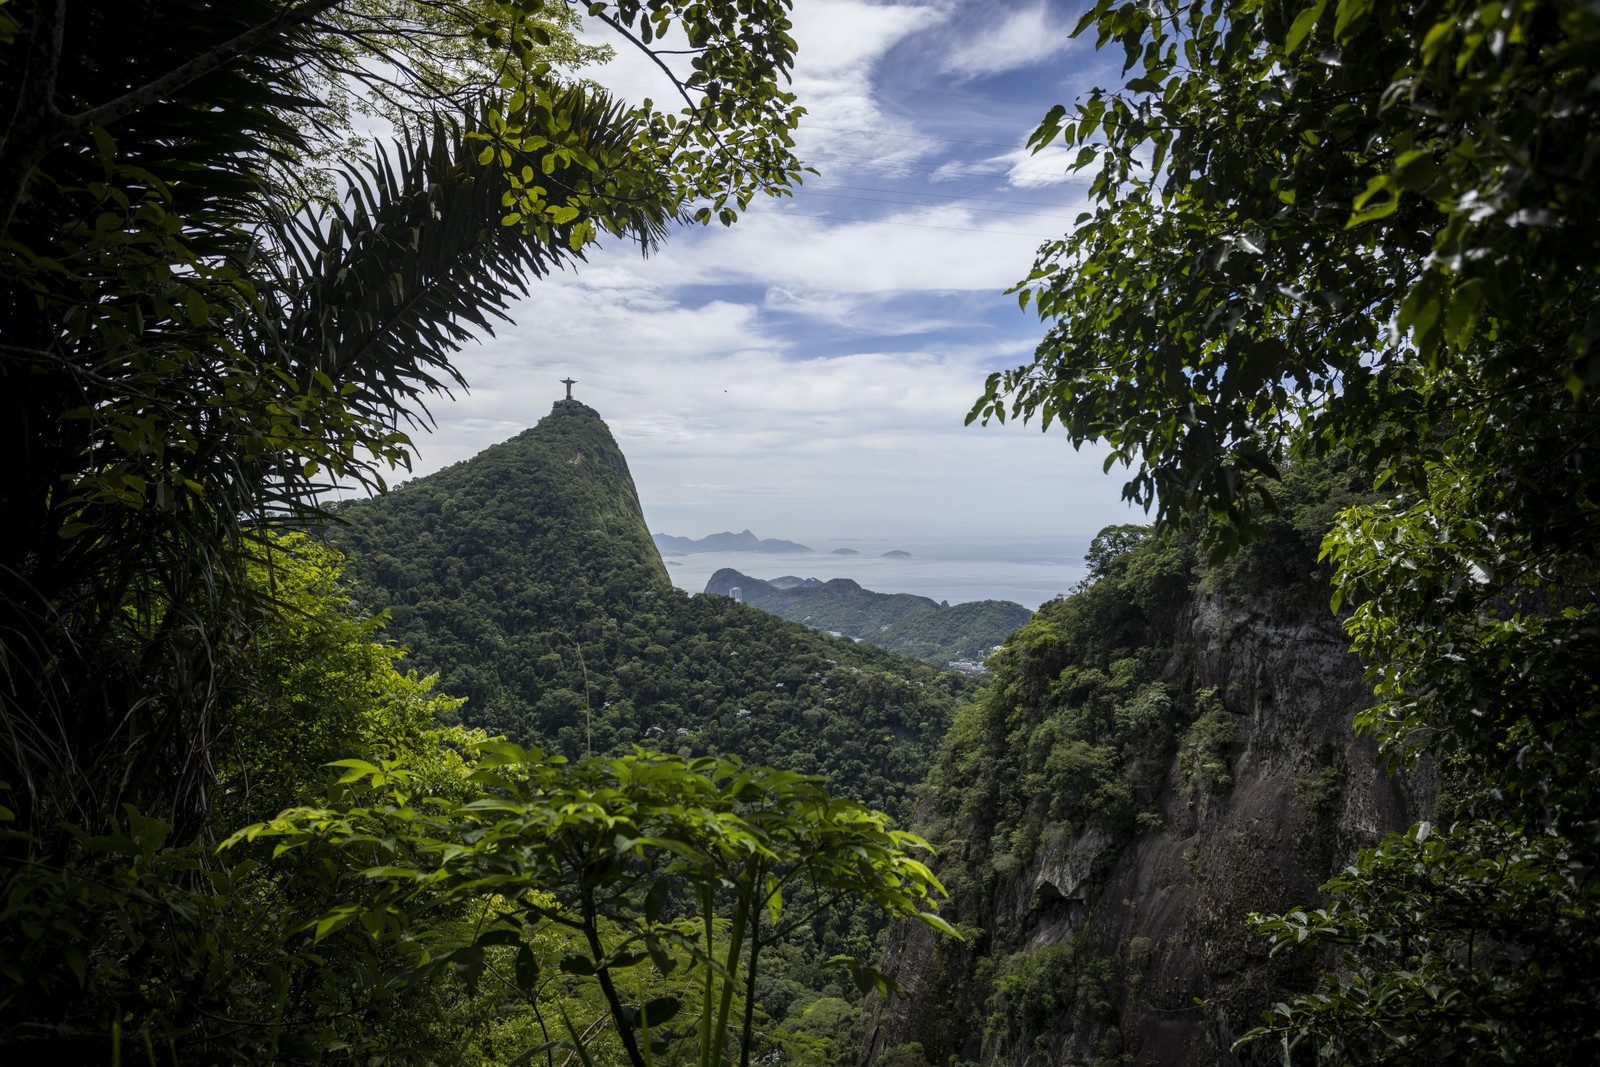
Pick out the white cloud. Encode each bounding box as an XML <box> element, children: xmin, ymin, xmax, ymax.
<box><xmin>994</xmin><ymin>143</ymin><xmax>1091</xmax><ymax>188</ymax></box>
<box><xmin>937</xmin><ymin>4</ymin><xmax>1077</xmax><ymax>81</ymax></box>
<box><xmin>605</xmin><ymin>204</ymin><xmax>1050</xmax><ymax>297</ymax></box>
<box><xmin>929</xmin><ymin>157</ymin><xmax>1010</xmax><ymax>182</ymax></box>
<box><xmin>403</xmin><ymin>269</ymin><xmax>1131</xmax><ymax>542</ymax></box>
<box><xmin>790</xmin><ymin>0</ymin><xmax>932</xmax><ymax>82</ymax></box>
<box><xmin>786</xmin><ymin>0</ymin><xmax>935</xmax><ymax>156</ymax></box>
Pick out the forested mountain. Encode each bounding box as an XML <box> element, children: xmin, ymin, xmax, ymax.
<box><xmin>319</xmin><ymin>401</ymin><xmax>975</xmax><ymax>1048</ymax></box>
<box><xmin>706</xmin><ymin>569</ymin><xmax>1031</xmax><ymax>668</ymax></box>
<box><xmin>328</xmin><ymin>400</ymin><xmax>972</xmax><ymax>821</ymax></box>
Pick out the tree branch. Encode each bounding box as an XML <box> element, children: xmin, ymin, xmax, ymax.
<box><xmin>580</xmin><ymin>884</ymin><xmax>649</xmax><ymax>1067</ymax></box>
<box><xmin>0</xmin><ymin>0</ymin><xmax>68</xmax><ymax>240</ymax></box>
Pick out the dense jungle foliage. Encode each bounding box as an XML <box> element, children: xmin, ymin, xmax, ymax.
<box><xmin>0</xmin><ymin>0</ymin><xmax>966</xmax><ymax>1062</ymax></box>
<box><xmin>1</xmin><ymin>534</ymin><xmax>951</xmax><ymax>1064</ymax></box>
<box><xmin>9</xmin><ymin>0</ymin><xmax>1598</xmax><ymax>1061</ymax></box>
<box><xmin>703</xmin><ymin>570</ymin><xmax>1032</xmax><ymax>667</ymax></box>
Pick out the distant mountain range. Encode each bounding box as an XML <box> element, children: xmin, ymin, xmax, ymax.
<box><xmin>705</xmin><ymin>568</ymin><xmax>1032</xmax><ymax>670</ymax></box>
<box><xmin>652</xmin><ymin>529</ymin><xmax>813</xmax><ymax>554</ymax></box>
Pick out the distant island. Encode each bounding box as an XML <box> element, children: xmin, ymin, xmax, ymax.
<box><xmin>652</xmin><ymin>529</ymin><xmax>812</xmax><ymax>555</ymax></box>
<box><xmin>705</xmin><ymin>568</ymin><xmax>1031</xmax><ymax>671</ymax></box>
<box><xmin>829</xmin><ymin>547</ymin><xmax>860</xmax><ymax>556</ymax></box>
<box><xmin>882</xmin><ymin>549</ymin><xmax>911</xmax><ymax>558</ymax></box>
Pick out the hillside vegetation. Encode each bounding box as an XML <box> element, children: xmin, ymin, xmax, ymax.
<box><xmin>328</xmin><ymin>402</ymin><xmax>972</xmax><ymax>824</ymax></box>
<box><xmin>951</xmin><ymin>0</ymin><xmax>1600</xmax><ymax>1061</ymax></box>
<box><xmin>706</xmin><ymin>569</ymin><xmax>1031</xmax><ymax>668</ymax></box>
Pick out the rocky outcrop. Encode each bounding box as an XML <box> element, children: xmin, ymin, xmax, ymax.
<box><xmin>862</xmin><ymin>593</ymin><xmax>1432</xmax><ymax>1066</ymax></box>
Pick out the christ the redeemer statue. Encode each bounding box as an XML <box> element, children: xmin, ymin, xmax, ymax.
<box><xmin>560</xmin><ymin>377</ymin><xmax>577</xmax><ymax>401</ymax></box>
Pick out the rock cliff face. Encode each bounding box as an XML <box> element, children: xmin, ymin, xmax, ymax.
<box><xmin>862</xmin><ymin>587</ymin><xmax>1431</xmax><ymax>1066</ymax></box>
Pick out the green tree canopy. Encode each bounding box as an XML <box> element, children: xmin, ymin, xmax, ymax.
<box><xmin>975</xmin><ymin>0</ymin><xmax>1598</xmax><ymax>545</ymax></box>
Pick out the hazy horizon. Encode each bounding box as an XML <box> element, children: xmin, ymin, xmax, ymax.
<box><xmin>655</xmin><ymin>532</ymin><xmax>1092</xmax><ymax>611</ymax></box>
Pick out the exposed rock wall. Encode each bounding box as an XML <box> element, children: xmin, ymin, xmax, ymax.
<box><xmin>862</xmin><ymin>593</ymin><xmax>1432</xmax><ymax>1066</ymax></box>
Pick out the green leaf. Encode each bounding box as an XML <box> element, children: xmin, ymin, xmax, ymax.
<box><xmin>646</xmin><ymin>937</ymin><xmax>676</xmax><ymax>976</ymax></box>
<box><xmin>559</xmin><ymin>954</ymin><xmax>596</xmax><ymax>976</ymax></box>
<box><xmin>765</xmin><ymin>872</ymin><xmax>783</xmax><ymax>925</ymax></box>
<box><xmin>474</xmin><ymin>928</ymin><xmax>524</xmax><ymax>948</ymax></box>
<box><xmin>1027</xmin><ymin>104</ymin><xmax>1067</xmax><ymax>151</ymax></box>
<box><xmin>1346</xmin><ymin>194</ymin><xmax>1399</xmax><ymax>228</ymax></box>
<box><xmin>644</xmin><ymin>877</ymin><xmax>670</xmax><ymax>921</ymax></box>
<box><xmin>641</xmin><ymin>997</ymin><xmax>681</xmax><ymax>1027</ymax></box>
<box><xmin>311</xmin><ymin>905</ymin><xmax>360</xmax><ymax>943</ymax></box>
<box><xmin>1332</xmin><ymin>0</ymin><xmax>1372</xmax><ymax>40</ymax></box>
<box><xmin>326</xmin><ymin>758</ymin><xmax>381</xmax><ymax>784</ymax></box>
<box><xmin>184</xmin><ymin>289</ymin><xmax>209</xmax><ymax>326</ymax></box>
<box><xmin>1284</xmin><ymin>0</ymin><xmax>1328</xmax><ymax>53</ymax></box>
<box><xmin>515</xmin><ymin>945</ymin><xmax>540</xmax><ymax>992</ymax></box>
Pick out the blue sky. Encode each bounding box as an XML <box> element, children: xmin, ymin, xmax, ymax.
<box><xmin>411</xmin><ymin>1</ymin><xmax>1141</xmax><ymax>541</ymax></box>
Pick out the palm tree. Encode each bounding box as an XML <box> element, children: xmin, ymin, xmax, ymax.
<box><xmin>0</xmin><ymin>0</ymin><xmax>679</xmax><ymax>839</ymax></box>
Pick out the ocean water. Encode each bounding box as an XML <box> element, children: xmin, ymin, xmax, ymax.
<box><xmin>659</xmin><ymin>535</ymin><xmax>1092</xmax><ymax>611</ymax></box>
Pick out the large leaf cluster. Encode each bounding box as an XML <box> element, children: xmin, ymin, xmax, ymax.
<box><xmin>0</xmin><ymin>538</ymin><xmax>486</xmax><ymax>1062</ymax></box>
<box><xmin>1250</xmin><ymin>819</ymin><xmax>1600</xmax><ymax>1063</ymax></box>
<box><xmin>237</xmin><ymin>743</ymin><xmax>954</xmax><ymax>1067</ymax></box>
<box><xmin>1</xmin><ymin>0</ymin><xmax>812</xmax><ymax>1056</ymax></box>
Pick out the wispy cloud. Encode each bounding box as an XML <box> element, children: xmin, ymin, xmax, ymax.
<box><xmin>936</xmin><ymin>4</ymin><xmax>1078</xmax><ymax>81</ymax></box>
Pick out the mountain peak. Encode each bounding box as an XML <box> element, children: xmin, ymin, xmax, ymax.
<box><xmin>548</xmin><ymin>398</ymin><xmax>602</xmax><ymax>419</ymax></box>
<box><xmin>331</xmin><ymin>401</ymin><xmax>670</xmax><ymax>599</ymax></box>
<box><xmin>320</xmin><ymin>421</ymin><xmax>970</xmax><ymax>823</ymax></box>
